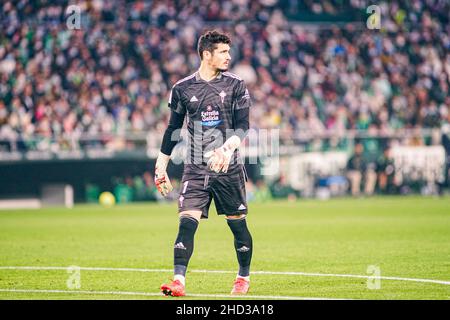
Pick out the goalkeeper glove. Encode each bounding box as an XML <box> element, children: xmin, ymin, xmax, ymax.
<box><xmin>154</xmin><ymin>151</ymin><xmax>173</xmax><ymax>197</ymax></box>
<box><xmin>204</xmin><ymin>135</ymin><xmax>241</xmax><ymax>173</ymax></box>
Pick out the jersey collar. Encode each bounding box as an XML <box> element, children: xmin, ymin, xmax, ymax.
<box><xmin>195</xmin><ymin>70</ymin><xmax>223</xmax><ymax>82</ymax></box>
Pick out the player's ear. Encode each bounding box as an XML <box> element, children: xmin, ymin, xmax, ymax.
<box><xmin>203</xmin><ymin>50</ymin><xmax>212</xmax><ymax>61</ymax></box>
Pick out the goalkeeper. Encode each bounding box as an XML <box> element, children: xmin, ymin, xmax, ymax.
<box><xmin>155</xmin><ymin>30</ymin><xmax>253</xmax><ymax>297</ymax></box>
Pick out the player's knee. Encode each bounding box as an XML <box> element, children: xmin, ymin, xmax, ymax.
<box><xmin>179</xmin><ymin>210</ymin><xmax>202</xmax><ymax>222</ymax></box>
<box><xmin>225</xmin><ymin>214</ymin><xmax>246</xmax><ymax>220</ymax></box>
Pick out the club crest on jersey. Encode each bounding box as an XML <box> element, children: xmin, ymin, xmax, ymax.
<box><xmin>201</xmin><ymin>105</ymin><xmax>222</xmax><ymax>126</ymax></box>
<box><xmin>219</xmin><ymin>90</ymin><xmax>227</xmax><ymax>103</ymax></box>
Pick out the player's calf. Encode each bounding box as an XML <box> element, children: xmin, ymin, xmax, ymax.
<box><xmin>227</xmin><ymin>215</ymin><xmax>253</xmax><ymax>294</ymax></box>
<box><xmin>169</xmin><ymin>214</ymin><xmax>199</xmax><ymax>290</ymax></box>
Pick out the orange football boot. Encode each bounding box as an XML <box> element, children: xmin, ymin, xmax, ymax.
<box><xmin>161</xmin><ymin>279</ymin><xmax>185</xmax><ymax>297</ymax></box>
<box><xmin>231</xmin><ymin>277</ymin><xmax>250</xmax><ymax>295</ymax></box>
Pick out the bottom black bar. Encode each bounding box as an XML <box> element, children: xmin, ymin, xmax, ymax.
<box><xmin>1</xmin><ymin>300</ymin><xmax>447</xmax><ymax>318</ymax></box>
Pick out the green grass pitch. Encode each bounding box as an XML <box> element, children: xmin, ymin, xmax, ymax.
<box><xmin>0</xmin><ymin>196</ymin><xmax>449</xmax><ymax>300</ymax></box>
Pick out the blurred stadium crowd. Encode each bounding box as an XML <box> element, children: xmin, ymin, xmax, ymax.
<box><xmin>1</xmin><ymin>0</ymin><xmax>449</xmax><ymax>142</ymax></box>
<box><xmin>0</xmin><ymin>0</ymin><xmax>449</xmax><ymax>200</ymax></box>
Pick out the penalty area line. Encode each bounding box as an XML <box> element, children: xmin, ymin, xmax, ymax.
<box><xmin>0</xmin><ymin>266</ymin><xmax>449</xmax><ymax>286</ymax></box>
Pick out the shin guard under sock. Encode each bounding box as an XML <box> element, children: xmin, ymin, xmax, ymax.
<box><xmin>174</xmin><ymin>216</ymin><xmax>199</xmax><ymax>277</ymax></box>
<box><xmin>227</xmin><ymin>217</ymin><xmax>253</xmax><ymax>277</ymax></box>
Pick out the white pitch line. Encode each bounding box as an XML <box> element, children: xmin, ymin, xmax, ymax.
<box><xmin>0</xmin><ymin>289</ymin><xmax>343</xmax><ymax>300</ymax></box>
<box><xmin>0</xmin><ymin>266</ymin><xmax>449</xmax><ymax>286</ymax></box>
<box><xmin>249</xmin><ymin>271</ymin><xmax>450</xmax><ymax>286</ymax></box>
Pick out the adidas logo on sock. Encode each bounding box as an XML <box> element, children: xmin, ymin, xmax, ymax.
<box><xmin>174</xmin><ymin>242</ymin><xmax>186</xmax><ymax>250</ymax></box>
<box><xmin>238</xmin><ymin>204</ymin><xmax>246</xmax><ymax>210</ymax></box>
<box><xmin>237</xmin><ymin>246</ymin><xmax>250</xmax><ymax>252</ymax></box>
<box><xmin>190</xmin><ymin>96</ymin><xmax>198</xmax><ymax>102</ymax></box>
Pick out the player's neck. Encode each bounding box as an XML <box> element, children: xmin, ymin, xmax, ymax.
<box><xmin>198</xmin><ymin>63</ymin><xmax>220</xmax><ymax>82</ymax></box>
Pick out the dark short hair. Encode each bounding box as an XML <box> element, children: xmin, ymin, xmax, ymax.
<box><xmin>197</xmin><ymin>30</ymin><xmax>231</xmax><ymax>60</ymax></box>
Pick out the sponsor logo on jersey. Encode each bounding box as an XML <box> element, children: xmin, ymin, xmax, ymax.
<box><xmin>201</xmin><ymin>105</ymin><xmax>222</xmax><ymax>126</ymax></box>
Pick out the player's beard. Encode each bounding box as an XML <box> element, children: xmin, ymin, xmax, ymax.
<box><xmin>217</xmin><ymin>66</ymin><xmax>228</xmax><ymax>72</ymax></box>
<box><xmin>217</xmin><ymin>61</ymin><xmax>230</xmax><ymax>72</ymax></box>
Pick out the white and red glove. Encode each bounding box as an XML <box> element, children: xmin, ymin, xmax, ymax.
<box><xmin>154</xmin><ymin>152</ymin><xmax>173</xmax><ymax>197</ymax></box>
<box><xmin>204</xmin><ymin>136</ymin><xmax>241</xmax><ymax>173</ymax></box>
